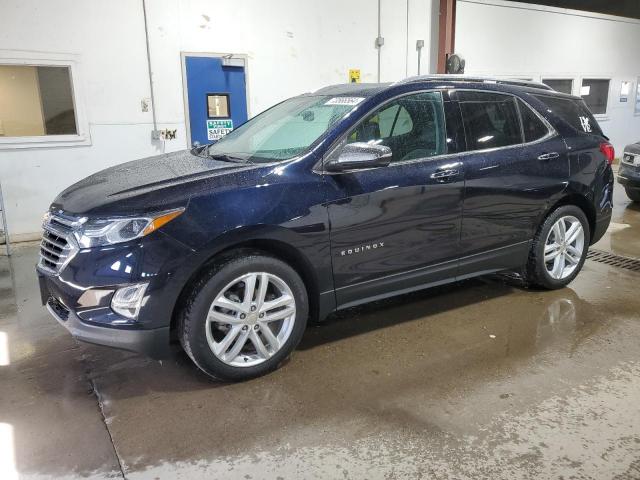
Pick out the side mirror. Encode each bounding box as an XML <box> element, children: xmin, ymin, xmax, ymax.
<box><xmin>325</xmin><ymin>142</ymin><xmax>392</xmax><ymax>172</ymax></box>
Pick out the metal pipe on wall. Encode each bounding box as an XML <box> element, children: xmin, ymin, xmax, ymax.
<box><xmin>142</xmin><ymin>0</ymin><xmax>158</xmax><ymax>135</ymax></box>
<box><xmin>377</xmin><ymin>0</ymin><xmax>382</xmax><ymax>82</ymax></box>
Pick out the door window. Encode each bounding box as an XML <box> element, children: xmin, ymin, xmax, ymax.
<box><xmin>458</xmin><ymin>91</ymin><xmax>522</xmax><ymax>150</ymax></box>
<box><xmin>347</xmin><ymin>91</ymin><xmax>446</xmax><ymax>162</ymax></box>
<box><xmin>207</xmin><ymin>94</ymin><xmax>230</xmax><ymax>118</ymax></box>
<box><xmin>518</xmin><ymin>99</ymin><xmax>549</xmax><ymax>142</ymax></box>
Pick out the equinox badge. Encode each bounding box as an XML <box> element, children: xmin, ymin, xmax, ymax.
<box><xmin>340</xmin><ymin>242</ymin><xmax>385</xmax><ymax>256</ymax></box>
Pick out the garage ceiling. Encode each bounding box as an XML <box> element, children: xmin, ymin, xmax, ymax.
<box><xmin>506</xmin><ymin>0</ymin><xmax>640</xmax><ymax>20</ymax></box>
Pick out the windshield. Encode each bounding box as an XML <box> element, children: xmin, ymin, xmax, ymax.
<box><xmin>206</xmin><ymin>95</ymin><xmax>364</xmax><ymax>163</ymax></box>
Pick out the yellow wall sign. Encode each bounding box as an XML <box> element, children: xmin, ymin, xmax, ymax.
<box><xmin>349</xmin><ymin>69</ymin><xmax>361</xmax><ymax>83</ymax></box>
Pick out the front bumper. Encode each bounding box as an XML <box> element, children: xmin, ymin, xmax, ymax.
<box><xmin>36</xmin><ymin>228</ymin><xmax>196</xmax><ymax>358</ymax></box>
<box><xmin>45</xmin><ymin>295</ymin><xmax>170</xmax><ymax>357</ymax></box>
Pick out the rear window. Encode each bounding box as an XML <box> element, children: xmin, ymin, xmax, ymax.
<box><xmin>458</xmin><ymin>91</ymin><xmax>522</xmax><ymax>150</ymax></box>
<box><xmin>532</xmin><ymin>94</ymin><xmax>603</xmax><ymax>137</ymax></box>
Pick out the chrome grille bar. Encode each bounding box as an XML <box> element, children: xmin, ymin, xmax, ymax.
<box><xmin>37</xmin><ymin>211</ymin><xmax>80</xmax><ymax>275</ymax></box>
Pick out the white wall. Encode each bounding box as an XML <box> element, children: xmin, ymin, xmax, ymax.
<box><xmin>456</xmin><ymin>0</ymin><xmax>640</xmax><ymax>155</ymax></box>
<box><xmin>0</xmin><ymin>0</ymin><xmax>437</xmax><ymax>239</ymax></box>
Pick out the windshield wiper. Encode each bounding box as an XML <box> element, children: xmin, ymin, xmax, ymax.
<box><xmin>208</xmin><ymin>153</ymin><xmax>248</xmax><ymax>164</ymax></box>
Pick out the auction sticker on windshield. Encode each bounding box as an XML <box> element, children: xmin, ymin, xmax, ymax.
<box><xmin>324</xmin><ymin>97</ymin><xmax>365</xmax><ymax>106</ymax></box>
<box><xmin>207</xmin><ymin>119</ymin><xmax>234</xmax><ymax>140</ymax></box>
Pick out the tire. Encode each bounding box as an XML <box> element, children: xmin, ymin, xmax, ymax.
<box><xmin>625</xmin><ymin>187</ymin><xmax>640</xmax><ymax>202</ymax></box>
<box><xmin>178</xmin><ymin>251</ymin><xmax>308</xmax><ymax>381</ymax></box>
<box><xmin>523</xmin><ymin>205</ymin><xmax>590</xmax><ymax>290</ymax></box>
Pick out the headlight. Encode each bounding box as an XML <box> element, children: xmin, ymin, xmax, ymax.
<box><xmin>74</xmin><ymin>208</ymin><xmax>184</xmax><ymax>248</ymax></box>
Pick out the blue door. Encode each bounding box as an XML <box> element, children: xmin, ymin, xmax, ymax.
<box><xmin>184</xmin><ymin>55</ymin><xmax>248</xmax><ymax>146</ymax></box>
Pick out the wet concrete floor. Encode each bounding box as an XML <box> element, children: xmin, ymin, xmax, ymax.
<box><xmin>1</xmin><ymin>183</ymin><xmax>640</xmax><ymax>479</ymax></box>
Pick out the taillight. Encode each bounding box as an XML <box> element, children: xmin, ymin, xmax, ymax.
<box><xmin>600</xmin><ymin>142</ymin><xmax>615</xmax><ymax>165</ymax></box>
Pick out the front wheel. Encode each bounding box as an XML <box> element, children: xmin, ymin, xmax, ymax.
<box><xmin>524</xmin><ymin>205</ymin><xmax>590</xmax><ymax>289</ymax></box>
<box><xmin>178</xmin><ymin>252</ymin><xmax>308</xmax><ymax>381</ymax></box>
<box><xmin>625</xmin><ymin>187</ymin><xmax>640</xmax><ymax>202</ymax></box>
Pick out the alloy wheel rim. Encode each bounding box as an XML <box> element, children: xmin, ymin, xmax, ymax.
<box><xmin>544</xmin><ymin>215</ymin><xmax>585</xmax><ymax>280</ymax></box>
<box><xmin>205</xmin><ymin>272</ymin><xmax>296</xmax><ymax>367</ymax></box>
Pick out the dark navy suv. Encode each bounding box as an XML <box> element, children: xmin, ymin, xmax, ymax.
<box><xmin>37</xmin><ymin>76</ymin><xmax>614</xmax><ymax>380</ymax></box>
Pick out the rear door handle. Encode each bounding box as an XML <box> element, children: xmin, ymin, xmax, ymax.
<box><xmin>430</xmin><ymin>168</ymin><xmax>460</xmax><ymax>182</ymax></box>
<box><xmin>538</xmin><ymin>152</ymin><xmax>560</xmax><ymax>161</ymax></box>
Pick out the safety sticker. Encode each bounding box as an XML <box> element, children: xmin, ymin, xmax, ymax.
<box><xmin>324</xmin><ymin>97</ymin><xmax>365</xmax><ymax>106</ymax></box>
<box><xmin>207</xmin><ymin>119</ymin><xmax>233</xmax><ymax>141</ymax></box>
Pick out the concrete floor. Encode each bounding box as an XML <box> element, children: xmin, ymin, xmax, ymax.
<box><xmin>1</xmin><ymin>182</ymin><xmax>640</xmax><ymax>480</ymax></box>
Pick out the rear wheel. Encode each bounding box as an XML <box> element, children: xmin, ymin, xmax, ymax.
<box><xmin>524</xmin><ymin>205</ymin><xmax>590</xmax><ymax>289</ymax></box>
<box><xmin>178</xmin><ymin>252</ymin><xmax>308</xmax><ymax>381</ymax></box>
<box><xmin>625</xmin><ymin>187</ymin><xmax>640</xmax><ymax>202</ymax></box>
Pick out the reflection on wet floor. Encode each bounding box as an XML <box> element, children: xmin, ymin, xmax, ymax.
<box><xmin>1</xmin><ymin>183</ymin><xmax>640</xmax><ymax>479</ymax></box>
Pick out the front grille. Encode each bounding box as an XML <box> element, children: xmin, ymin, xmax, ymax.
<box><xmin>38</xmin><ymin>212</ymin><xmax>80</xmax><ymax>275</ymax></box>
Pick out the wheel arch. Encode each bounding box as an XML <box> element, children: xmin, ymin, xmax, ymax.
<box><xmin>169</xmin><ymin>234</ymin><xmax>323</xmax><ymax>336</ymax></box>
<box><xmin>542</xmin><ymin>193</ymin><xmax>596</xmax><ymax>243</ymax></box>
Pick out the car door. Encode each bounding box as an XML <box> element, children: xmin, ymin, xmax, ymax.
<box><xmin>453</xmin><ymin>90</ymin><xmax>569</xmax><ymax>277</ymax></box>
<box><xmin>325</xmin><ymin>90</ymin><xmax>465</xmax><ymax>307</ymax></box>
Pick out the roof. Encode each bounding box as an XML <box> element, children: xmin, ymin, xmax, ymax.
<box><xmin>396</xmin><ymin>75</ymin><xmax>553</xmax><ymax>91</ymax></box>
<box><xmin>305</xmin><ymin>75</ymin><xmax>584</xmax><ymax>101</ymax></box>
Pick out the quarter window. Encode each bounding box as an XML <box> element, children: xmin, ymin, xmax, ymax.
<box><xmin>0</xmin><ymin>65</ymin><xmax>77</xmax><ymax>137</ymax></box>
<box><xmin>580</xmin><ymin>79</ymin><xmax>609</xmax><ymax>115</ymax></box>
<box><xmin>458</xmin><ymin>91</ymin><xmax>522</xmax><ymax>150</ymax></box>
<box><xmin>348</xmin><ymin>91</ymin><xmax>446</xmax><ymax>163</ymax></box>
<box><xmin>518</xmin><ymin>99</ymin><xmax>548</xmax><ymax>142</ymax></box>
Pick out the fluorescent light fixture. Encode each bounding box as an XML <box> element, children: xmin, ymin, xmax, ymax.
<box><xmin>0</xmin><ymin>423</ymin><xmax>18</xmax><ymax>480</ymax></box>
<box><xmin>0</xmin><ymin>332</ymin><xmax>8</xmax><ymax>366</ymax></box>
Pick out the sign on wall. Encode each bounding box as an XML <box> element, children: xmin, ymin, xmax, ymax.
<box><xmin>207</xmin><ymin>119</ymin><xmax>233</xmax><ymax>141</ymax></box>
<box><xmin>620</xmin><ymin>81</ymin><xmax>632</xmax><ymax>103</ymax></box>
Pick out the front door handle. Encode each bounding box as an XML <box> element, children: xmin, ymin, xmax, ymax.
<box><xmin>538</xmin><ymin>152</ymin><xmax>560</xmax><ymax>161</ymax></box>
<box><xmin>430</xmin><ymin>168</ymin><xmax>460</xmax><ymax>182</ymax></box>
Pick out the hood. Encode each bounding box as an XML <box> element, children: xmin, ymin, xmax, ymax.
<box><xmin>624</xmin><ymin>142</ymin><xmax>640</xmax><ymax>155</ymax></box>
<box><xmin>53</xmin><ymin>149</ymin><xmax>259</xmax><ymax>216</ymax></box>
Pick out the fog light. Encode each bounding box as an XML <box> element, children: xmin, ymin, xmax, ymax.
<box><xmin>111</xmin><ymin>283</ymin><xmax>148</xmax><ymax>320</ymax></box>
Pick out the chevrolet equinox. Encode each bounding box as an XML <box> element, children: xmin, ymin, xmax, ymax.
<box><xmin>37</xmin><ymin>76</ymin><xmax>614</xmax><ymax>380</ymax></box>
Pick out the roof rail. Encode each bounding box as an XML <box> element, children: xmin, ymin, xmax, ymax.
<box><xmin>395</xmin><ymin>74</ymin><xmax>553</xmax><ymax>91</ymax></box>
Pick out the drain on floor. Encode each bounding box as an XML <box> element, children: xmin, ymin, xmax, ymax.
<box><xmin>587</xmin><ymin>249</ymin><xmax>640</xmax><ymax>272</ymax></box>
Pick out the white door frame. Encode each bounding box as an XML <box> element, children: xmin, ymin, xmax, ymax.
<box><xmin>180</xmin><ymin>52</ymin><xmax>250</xmax><ymax>147</ymax></box>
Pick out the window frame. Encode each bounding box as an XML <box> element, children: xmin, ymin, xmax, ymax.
<box><xmin>541</xmin><ymin>77</ymin><xmax>574</xmax><ymax>95</ymax></box>
<box><xmin>0</xmin><ymin>50</ymin><xmax>90</xmax><ymax>149</ymax></box>
<box><xmin>579</xmin><ymin>76</ymin><xmax>611</xmax><ymax>119</ymax></box>
<box><xmin>454</xmin><ymin>89</ymin><xmax>556</xmax><ymax>155</ymax></box>
<box><xmin>321</xmin><ymin>89</ymin><xmax>451</xmax><ymax>173</ymax></box>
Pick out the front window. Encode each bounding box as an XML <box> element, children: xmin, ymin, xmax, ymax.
<box><xmin>0</xmin><ymin>64</ymin><xmax>77</xmax><ymax>137</ymax></box>
<box><xmin>206</xmin><ymin>95</ymin><xmax>364</xmax><ymax>163</ymax></box>
<box><xmin>346</xmin><ymin>91</ymin><xmax>447</xmax><ymax>163</ymax></box>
